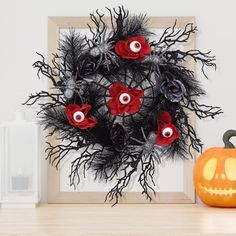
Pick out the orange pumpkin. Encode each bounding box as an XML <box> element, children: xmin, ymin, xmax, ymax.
<box><xmin>194</xmin><ymin>130</ymin><xmax>236</xmax><ymax>207</ymax></box>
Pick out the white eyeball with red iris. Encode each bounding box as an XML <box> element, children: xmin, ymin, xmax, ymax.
<box><xmin>119</xmin><ymin>93</ymin><xmax>131</xmax><ymax>104</ymax></box>
<box><xmin>73</xmin><ymin>111</ymin><xmax>85</xmax><ymax>123</ymax></box>
<box><xmin>129</xmin><ymin>41</ymin><xmax>142</xmax><ymax>53</ymax></box>
<box><xmin>162</xmin><ymin>127</ymin><xmax>173</xmax><ymax>138</ymax></box>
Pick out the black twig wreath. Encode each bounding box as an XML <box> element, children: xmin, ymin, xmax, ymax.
<box><xmin>24</xmin><ymin>6</ymin><xmax>222</xmax><ymax>206</ymax></box>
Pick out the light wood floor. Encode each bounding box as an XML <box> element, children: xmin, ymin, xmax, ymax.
<box><xmin>0</xmin><ymin>204</ymin><xmax>236</xmax><ymax>236</ymax></box>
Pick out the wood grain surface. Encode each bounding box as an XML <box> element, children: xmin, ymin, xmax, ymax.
<box><xmin>0</xmin><ymin>204</ymin><xmax>236</xmax><ymax>235</ymax></box>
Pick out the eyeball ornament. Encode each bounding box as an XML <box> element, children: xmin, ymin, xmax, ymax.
<box><xmin>119</xmin><ymin>93</ymin><xmax>131</xmax><ymax>104</ymax></box>
<box><xmin>129</xmin><ymin>41</ymin><xmax>142</xmax><ymax>53</ymax></box>
<box><xmin>65</xmin><ymin>104</ymin><xmax>97</xmax><ymax>130</ymax></box>
<box><xmin>114</xmin><ymin>36</ymin><xmax>151</xmax><ymax>60</ymax></box>
<box><xmin>162</xmin><ymin>127</ymin><xmax>173</xmax><ymax>138</ymax></box>
<box><xmin>155</xmin><ymin>111</ymin><xmax>180</xmax><ymax>146</ymax></box>
<box><xmin>107</xmin><ymin>82</ymin><xmax>144</xmax><ymax>115</ymax></box>
<box><xmin>73</xmin><ymin>111</ymin><xmax>85</xmax><ymax>123</ymax></box>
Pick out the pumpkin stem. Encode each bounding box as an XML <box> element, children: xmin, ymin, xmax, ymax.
<box><xmin>223</xmin><ymin>129</ymin><xmax>236</xmax><ymax>148</ymax></box>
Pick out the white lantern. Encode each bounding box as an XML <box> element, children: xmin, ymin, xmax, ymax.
<box><xmin>0</xmin><ymin>111</ymin><xmax>41</xmax><ymax>208</ymax></box>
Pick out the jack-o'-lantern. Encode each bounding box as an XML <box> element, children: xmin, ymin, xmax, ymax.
<box><xmin>194</xmin><ymin>130</ymin><xmax>236</xmax><ymax>207</ymax></box>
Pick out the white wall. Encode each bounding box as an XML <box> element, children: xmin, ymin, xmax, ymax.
<box><xmin>0</xmin><ymin>0</ymin><xmax>236</xmax><ymax>202</ymax></box>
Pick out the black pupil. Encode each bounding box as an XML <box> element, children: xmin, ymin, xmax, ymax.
<box><xmin>76</xmin><ymin>115</ymin><xmax>81</xmax><ymax>120</ymax></box>
<box><xmin>135</xmin><ymin>42</ymin><xmax>140</xmax><ymax>48</ymax></box>
<box><xmin>123</xmin><ymin>96</ymin><xmax>128</xmax><ymax>101</ymax></box>
<box><xmin>165</xmin><ymin>131</ymin><xmax>171</xmax><ymax>137</ymax></box>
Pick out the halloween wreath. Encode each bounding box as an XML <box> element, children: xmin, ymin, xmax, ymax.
<box><xmin>24</xmin><ymin>7</ymin><xmax>222</xmax><ymax>205</ymax></box>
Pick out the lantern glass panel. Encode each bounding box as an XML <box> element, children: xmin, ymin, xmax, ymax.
<box><xmin>0</xmin><ymin>120</ymin><xmax>39</xmax><ymax>203</ymax></box>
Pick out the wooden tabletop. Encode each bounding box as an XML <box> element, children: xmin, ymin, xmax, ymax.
<box><xmin>0</xmin><ymin>204</ymin><xmax>236</xmax><ymax>236</ymax></box>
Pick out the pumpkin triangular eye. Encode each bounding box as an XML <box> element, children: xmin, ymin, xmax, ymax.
<box><xmin>203</xmin><ymin>158</ymin><xmax>217</xmax><ymax>180</ymax></box>
<box><xmin>225</xmin><ymin>158</ymin><xmax>236</xmax><ymax>181</ymax></box>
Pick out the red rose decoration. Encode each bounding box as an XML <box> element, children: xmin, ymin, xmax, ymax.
<box><xmin>107</xmin><ymin>82</ymin><xmax>144</xmax><ymax>115</ymax></box>
<box><xmin>65</xmin><ymin>104</ymin><xmax>97</xmax><ymax>130</ymax></box>
<box><xmin>115</xmin><ymin>36</ymin><xmax>151</xmax><ymax>61</ymax></box>
<box><xmin>156</xmin><ymin>111</ymin><xmax>180</xmax><ymax>146</ymax></box>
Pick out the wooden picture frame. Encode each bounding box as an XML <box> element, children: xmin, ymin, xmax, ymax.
<box><xmin>47</xmin><ymin>16</ymin><xmax>196</xmax><ymax>204</ymax></box>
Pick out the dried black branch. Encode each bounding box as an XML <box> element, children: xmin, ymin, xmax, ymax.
<box><xmin>87</xmin><ymin>9</ymin><xmax>107</xmax><ymax>42</ymax></box>
<box><xmin>33</xmin><ymin>53</ymin><xmax>58</xmax><ymax>86</ymax></box>
<box><xmin>92</xmin><ymin>148</ymin><xmax>123</xmax><ymax>181</ymax></box>
<box><xmin>155</xmin><ymin>22</ymin><xmax>197</xmax><ymax>49</ymax></box>
<box><xmin>23</xmin><ymin>91</ymin><xmax>65</xmax><ymax>108</ymax></box>
<box><xmin>183</xmin><ymin>97</ymin><xmax>223</xmax><ymax>119</ymax></box>
<box><xmin>45</xmin><ymin>141</ymin><xmax>79</xmax><ymax>168</ymax></box>
<box><xmin>50</xmin><ymin>54</ymin><xmax>68</xmax><ymax>79</ymax></box>
<box><xmin>138</xmin><ymin>154</ymin><xmax>156</xmax><ymax>201</ymax></box>
<box><xmin>69</xmin><ymin>145</ymin><xmax>103</xmax><ymax>188</ymax></box>
<box><xmin>111</xmin><ymin>6</ymin><xmax>129</xmax><ymax>40</ymax></box>
<box><xmin>179</xmin><ymin>108</ymin><xmax>203</xmax><ymax>153</ymax></box>
<box><xmin>163</xmin><ymin>49</ymin><xmax>216</xmax><ymax>79</ymax></box>
<box><xmin>110</xmin><ymin>6</ymin><xmax>151</xmax><ymax>41</ymax></box>
<box><xmin>105</xmin><ymin>155</ymin><xmax>138</xmax><ymax>206</ymax></box>
<box><xmin>105</xmin><ymin>7</ymin><xmax>115</xmax><ymax>31</ymax></box>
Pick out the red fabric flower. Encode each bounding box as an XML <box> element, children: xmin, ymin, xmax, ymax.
<box><xmin>65</xmin><ymin>104</ymin><xmax>97</xmax><ymax>130</ymax></box>
<box><xmin>156</xmin><ymin>111</ymin><xmax>180</xmax><ymax>146</ymax></box>
<box><xmin>107</xmin><ymin>82</ymin><xmax>144</xmax><ymax>115</ymax></box>
<box><xmin>114</xmin><ymin>36</ymin><xmax>151</xmax><ymax>61</ymax></box>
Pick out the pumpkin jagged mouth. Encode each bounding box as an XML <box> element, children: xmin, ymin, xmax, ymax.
<box><xmin>199</xmin><ymin>185</ymin><xmax>236</xmax><ymax>196</ymax></box>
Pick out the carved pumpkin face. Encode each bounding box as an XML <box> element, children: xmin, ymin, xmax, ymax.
<box><xmin>194</xmin><ymin>147</ymin><xmax>236</xmax><ymax>207</ymax></box>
